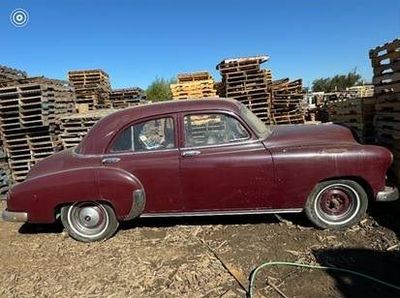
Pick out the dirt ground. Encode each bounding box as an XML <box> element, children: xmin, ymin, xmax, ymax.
<box><xmin>1</xmin><ymin>199</ymin><xmax>400</xmax><ymax>298</ymax></box>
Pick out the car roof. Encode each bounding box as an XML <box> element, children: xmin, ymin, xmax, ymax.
<box><xmin>78</xmin><ymin>98</ymin><xmax>243</xmax><ymax>155</ymax></box>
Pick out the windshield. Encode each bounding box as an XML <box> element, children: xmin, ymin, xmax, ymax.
<box><xmin>240</xmin><ymin>104</ymin><xmax>272</xmax><ymax>139</ymax></box>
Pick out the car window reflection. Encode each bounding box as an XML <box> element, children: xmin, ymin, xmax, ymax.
<box><xmin>184</xmin><ymin>114</ymin><xmax>249</xmax><ymax>147</ymax></box>
<box><xmin>110</xmin><ymin>117</ymin><xmax>175</xmax><ymax>153</ymax></box>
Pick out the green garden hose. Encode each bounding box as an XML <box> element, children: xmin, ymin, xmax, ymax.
<box><xmin>249</xmin><ymin>261</ymin><xmax>400</xmax><ymax>298</ymax></box>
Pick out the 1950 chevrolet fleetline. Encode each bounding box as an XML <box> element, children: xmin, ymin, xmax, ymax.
<box><xmin>2</xmin><ymin>99</ymin><xmax>398</xmax><ymax>242</ymax></box>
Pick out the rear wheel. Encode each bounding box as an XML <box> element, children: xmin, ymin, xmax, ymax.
<box><xmin>61</xmin><ymin>201</ymin><xmax>119</xmax><ymax>242</ymax></box>
<box><xmin>305</xmin><ymin>180</ymin><xmax>368</xmax><ymax>230</ymax></box>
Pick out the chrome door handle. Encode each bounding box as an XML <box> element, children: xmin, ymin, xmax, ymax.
<box><xmin>102</xmin><ymin>157</ymin><xmax>120</xmax><ymax>165</ymax></box>
<box><xmin>182</xmin><ymin>150</ymin><xmax>201</xmax><ymax>157</ymax></box>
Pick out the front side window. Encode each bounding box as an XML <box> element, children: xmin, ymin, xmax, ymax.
<box><xmin>110</xmin><ymin>117</ymin><xmax>175</xmax><ymax>152</ymax></box>
<box><xmin>184</xmin><ymin>114</ymin><xmax>250</xmax><ymax>147</ymax></box>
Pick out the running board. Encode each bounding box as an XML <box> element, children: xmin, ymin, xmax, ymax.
<box><xmin>140</xmin><ymin>208</ymin><xmax>303</xmax><ymax>218</ymax></box>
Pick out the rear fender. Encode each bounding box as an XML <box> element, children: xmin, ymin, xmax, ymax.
<box><xmin>10</xmin><ymin>167</ymin><xmax>100</xmax><ymax>223</ymax></box>
<box><xmin>9</xmin><ymin>167</ymin><xmax>144</xmax><ymax>223</ymax></box>
<box><xmin>97</xmin><ymin>167</ymin><xmax>144</xmax><ymax>220</ymax></box>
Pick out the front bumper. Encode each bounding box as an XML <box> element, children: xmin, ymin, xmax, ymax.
<box><xmin>376</xmin><ymin>186</ymin><xmax>399</xmax><ymax>202</ymax></box>
<box><xmin>2</xmin><ymin>209</ymin><xmax>28</xmax><ymax>222</ymax></box>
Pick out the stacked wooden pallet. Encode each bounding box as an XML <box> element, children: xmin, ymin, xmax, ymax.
<box><xmin>347</xmin><ymin>85</ymin><xmax>374</xmax><ymax>98</ymax></box>
<box><xmin>0</xmin><ymin>79</ymin><xmax>74</xmax><ymax>182</ymax></box>
<box><xmin>269</xmin><ymin>79</ymin><xmax>305</xmax><ymax>125</ymax></box>
<box><xmin>58</xmin><ymin>109</ymin><xmax>116</xmax><ymax>148</ymax></box>
<box><xmin>170</xmin><ymin>71</ymin><xmax>217</xmax><ymax>100</ymax></box>
<box><xmin>68</xmin><ymin>69</ymin><xmax>111</xmax><ymax>110</ymax></box>
<box><xmin>0</xmin><ymin>141</ymin><xmax>9</xmax><ymax>195</ymax></box>
<box><xmin>0</xmin><ymin>65</ymin><xmax>27</xmax><ymax>83</ymax></box>
<box><xmin>0</xmin><ymin>76</ymin><xmax>75</xmax><ymax>115</ymax></box>
<box><xmin>217</xmin><ymin>56</ymin><xmax>271</xmax><ymax>123</ymax></box>
<box><xmin>264</xmin><ymin>69</ymin><xmax>273</xmax><ymax>84</ymax></box>
<box><xmin>110</xmin><ymin>87</ymin><xmax>146</xmax><ymax>108</ymax></box>
<box><xmin>370</xmin><ymin>38</ymin><xmax>400</xmax><ymax>180</ymax></box>
<box><xmin>328</xmin><ymin>97</ymin><xmax>376</xmax><ymax>143</ymax></box>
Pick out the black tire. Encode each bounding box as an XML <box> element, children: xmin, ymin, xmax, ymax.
<box><xmin>305</xmin><ymin>179</ymin><xmax>368</xmax><ymax>230</ymax></box>
<box><xmin>61</xmin><ymin>202</ymin><xmax>119</xmax><ymax>242</ymax></box>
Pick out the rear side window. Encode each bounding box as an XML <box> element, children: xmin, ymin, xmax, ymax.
<box><xmin>184</xmin><ymin>113</ymin><xmax>249</xmax><ymax>147</ymax></box>
<box><xmin>110</xmin><ymin>117</ymin><xmax>175</xmax><ymax>152</ymax></box>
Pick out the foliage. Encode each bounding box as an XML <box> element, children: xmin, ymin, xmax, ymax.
<box><xmin>146</xmin><ymin>77</ymin><xmax>175</xmax><ymax>102</ymax></box>
<box><xmin>312</xmin><ymin>70</ymin><xmax>363</xmax><ymax>92</ymax></box>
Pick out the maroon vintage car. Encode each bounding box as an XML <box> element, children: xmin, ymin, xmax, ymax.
<box><xmin>2</xmin><ymin>99</ymin><xmax>398</xmax><ymax>242</ymax></box>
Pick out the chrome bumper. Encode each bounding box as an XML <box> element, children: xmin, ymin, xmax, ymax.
<box><xmin>376</xmin><ymin>186</ymin><xmax>399</xmax><ymax>202</ymax></box>
<box><xmin>2</xmin><ymin>209</ymin><xmax>28</xmax><ymax>222</ymax></box>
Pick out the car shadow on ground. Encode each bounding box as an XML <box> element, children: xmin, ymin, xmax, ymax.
<box><xmin>313</xmin><ymin>248</ymin><xmax>400</xmax><ymax>298</ymax></box>
<box><xmin>18</xmin><ymin>220</ymin><xmax>64</xmax><ymax>234</ymax></box>
<box><xmin>119</xmin><ymin>213</ymin><xmax>283</xmax><ymax>230</ymax></box>
<box><xmin>368</xmin><ymin>200</ymin><xmax>400</xmax><ymax>240</ymax></box>
<box><xmin>16</xmin><ymin>212</ymin><xmax>312</xmax><ymax>235</ymax></box>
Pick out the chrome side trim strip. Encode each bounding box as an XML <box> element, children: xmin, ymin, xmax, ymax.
<box><xmin>182</xmin><ymin>139</ymin><xmax>259</xmax><ymax>151</ymax></box>
<box><xmin>141</xmin><ymin>208</ymin><xmax>303</xmax><ymax>218</ymax></box>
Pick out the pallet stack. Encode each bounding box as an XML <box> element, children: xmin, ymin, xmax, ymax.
<box><xmin>170</xmin><ymin>71</ymin><xmax>217</xmax><ymax>100</ymax></box>
<box><xmin>347</xmin><ymin>85</ymin><xmax>374</xmax><ymax>98</ymax></box>
<box><xmin>0</xmin><ymin>79</ymin><xmax>75</xmax><ymax>182</ymax></box>
<box><xmin>0</xmin><ymin>65</ymin><xmax>27</xmax><ymax>83</ymax></box>
<box><xmin>217</xmin><ymin>56</ymin><xmax>272</xmax><ymax>123</ymax></box>
<box><xmin>269</xmin><ymin>79</ymin><xmax>305</xmax><ymax>125</ymax></box>
<box><xmin>328</xmin><ymin>97</ymin><xmax>376</xmax><ymax>143</ymax></box>
<box><xmin>0</xmin><ymin>141</ymin><xmax>9</xmax><ymax>195</ymax></box>
<box><xmin>110</xmin><ymin>87</ymin><xmax>146</xmax><ymax>108</ymax></box>
<box><xmin>58</xmin><ymin>109</ymin><xmax>117</xmax><ymax>149</ymax></box>
<box><xmin>68</xmin><ymin>69</ymin><xmax>111</xmax><ymax>110</ymax></box>
<box><xmin>264</xmin><ymin>69</ymin><xmax>273</xmax><ymax>84</ymax></box>
<box><xmin>370</xmin><ymin>38</ymin><xmax>400</xmax><ymax>181</ymax></box>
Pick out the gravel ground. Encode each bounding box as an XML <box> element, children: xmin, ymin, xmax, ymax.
<box><xmin>1</xmin><ymin>199</ymin><xmax>400</xmax><ymax>298</ymax></box>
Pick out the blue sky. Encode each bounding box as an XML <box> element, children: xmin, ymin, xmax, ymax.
<box><xmin>0</xmin><ymin>0</ymin><xmax>399</xmax><ymax>89</ymax></box>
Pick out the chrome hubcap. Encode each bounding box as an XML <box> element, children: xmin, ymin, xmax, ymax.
<box><xmin>67</xmin><ymin>202</ymin><xmax>109</xmax><ymax>238</ymax></box>
<box><xmin>315</xmin><ymin>183</ymin><xmax>360</xmax><ymax>225</ymax></box>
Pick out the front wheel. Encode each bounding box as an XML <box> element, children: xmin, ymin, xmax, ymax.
<box><xmin>61</xmin><ymin>201</ymin><xmax>119</xmax><ymax>242</ymax></box>
<box><xmin>305</xmin><ymin>180</ymin><xmax>368</xmax><ymax>230</ymax></box>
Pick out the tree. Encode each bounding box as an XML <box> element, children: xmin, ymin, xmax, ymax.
<box><xmin>146</xmin><ymin>77</ymin><xmax>175</xmax><ymax>102</ymax></box>
<box><xmin>312</xmin><ymin>70</ymin><xmax>363</xmax><ymax>92</ymax></box>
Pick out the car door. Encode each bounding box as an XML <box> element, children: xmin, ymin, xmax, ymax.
<box><xmin>179</xmin><ymin>111</ymin><xmax>275</xmax><ymax>212</ymax></box>
<box><xmin>103</xmin><ymin>114</ymin><xmax>183</xmax><ymax>213</ymax></box>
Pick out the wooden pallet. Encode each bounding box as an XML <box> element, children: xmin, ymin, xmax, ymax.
<box><xmin>369</xmin><ymin>39</ymin><xmax>400</xmax><ymax>67</ymax></box>
<box><xmin>0</xmin><ymin>65</ymin><xmax>27</xmax><ymax>83</ymax></box>
<box><xmin>171</xmin><ymin>72</ymin><xmax>217</xmax><ymax>100</ymax></box>
<box><xmin>58</xmin><ymin>109</ymin><xmax>117</xmax><ymax>148</ymax></box>
<box><xmin>110</xmin><ymin>87</ymin><xmax>145</xmax><ymax>108</ymax></box>
<box><xmin>68</xmin><ymin>69</ymin><xmax>111</xmax><ymax>109</ymax></box>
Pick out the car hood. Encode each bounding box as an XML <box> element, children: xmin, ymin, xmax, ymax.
<box><xmin>263</xmin><ymin>124</ymin><xmax>357</xmax><ymax>148</ymax></box>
